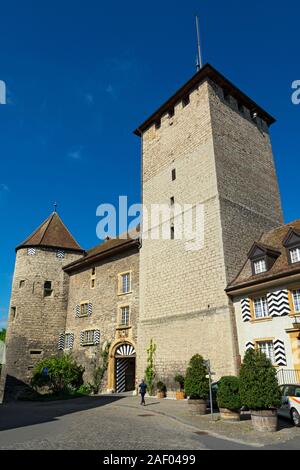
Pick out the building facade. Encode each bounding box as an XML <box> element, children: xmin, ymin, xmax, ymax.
<box><xmin>227</xmin><ymin>221</ymin><xmax>300</xmax><ymax>384</ymax></box>
<box><xmin>1</xmin><ymin>63</ymin><xmax>292</xmax><ymax>400</ymax></box>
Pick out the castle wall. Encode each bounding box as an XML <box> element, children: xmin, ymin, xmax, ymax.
<box><xmin>1</xmin><ymin>248</ymin><xmax>82</xmax><ymax>399</ymax></box>
<box><xmin>208</xmin><ymin>80</ymin><xmax>283</xmax><ymax>284</ymax></box>
<box><xmin>64</xmin><ymin>248</ymin><xmax>139</xmax><ymax>387</ymax></box>
<box><xmin>137</xmin><ymin>78</ymin><xmax>283</xmax><ymax>389</ymax></box>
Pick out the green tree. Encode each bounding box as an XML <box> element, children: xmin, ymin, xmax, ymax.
<box><xmin>185</xmin><ymin>354</ymin><xmax>209</xmax><ymax>400</ymax></box>
<box><xmin>31</xmin><ymin>354</ymin><xmax>84</xmax><ymax>395</ymax></box>
<box><xmin>144</xmin><ymin>339</ymin><xmax>156</xmax><ymax>396</ymax></box>
<box><xmin>0</xmin><ymin>329</ymin><xmax>6</xmax><ymax>342</ymax></box>
<box><xmin>239</xmin><ymin>349</ymin><xmax>281</xmax><ymax>410</ymax></box>
<box><xmin>90</xmin><ymin>342</ymin><xmax>110</xmax><ymax>394</ymax></box>
<box><xmin>217</xmin><ymin>376</ymin><xmax>241</xmax><ymax>410</ymax></box>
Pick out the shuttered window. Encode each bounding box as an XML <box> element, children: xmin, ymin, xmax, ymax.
<box><xmin>257</xmin><ymin>341</ymin><xmax>275</xmax><ymax>364</ymax></box>
<box><xmin>292</xmin><ymin>289</ymin><xmax>300</xmax><ymax>313</ymax></box>
<box><xmin>253</xmin><ymin>297</ymin><xmax>269</xmax><ymax>319</ymax></box>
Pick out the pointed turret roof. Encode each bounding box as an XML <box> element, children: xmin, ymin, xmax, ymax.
<box><xmin>16</xmin><ymin>212</ymin><xmax>84</xmax><ymax>253</ymax></box>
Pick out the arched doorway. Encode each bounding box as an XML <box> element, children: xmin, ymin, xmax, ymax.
<box><xmin>114</xmin><ymin>343</ymin><xmax>136</xmax><ymax>393</ymax></box>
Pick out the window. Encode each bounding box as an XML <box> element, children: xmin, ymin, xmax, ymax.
<box><xmin>91</xmin><ymin>279</ymin><xmax>95</xmax><ymax>289</ymax></box>
<box><xmin>292</xmin><ymin>289</ymin><xmax>300</xmax><ymax>313</ymax></box>
<box><xmin>170</xmin><ymin>224</ymin><xmax>175</xmax><ymax>240</ymax></box>
<box><xmin>253</xmin><ymin>296</ymin><xmax>269</xmax><ymax>319</ymax></box>
<box><xmin>80</xmin><ymin>303</ymin><xmax>89</xmax><ymax>317</ymax></box>
<box><xmin>256</xmin><ymin>341</ymin><xmax>275</xmax><ymax>364</ymax></box>
<box><xmin>44</xmin><ymin>281</ymin><xmax>53</xmax><ymax>297</ymax></box>
<box><xmin>290</xmin><ymin>247</ymin><xmax>300</xmax><ymax>264</ymax></box>
<box><xmin>168</xmin><ymin>107</ymin><xmax>175</xmax><ymax>118</ymax></box>
<box><xmin>30</xmin><ymin>350</ymin><xmax>42</xmax><ymax>356</ymax></box>
<box><xmin>64</xmin><ymin>334</ymin><xmax>73</xmax><ymax>349</ymax></box>
<box><xmin>120</xmin><ymin>306</ymin><xmax>130</xmax><ymax>326</ymax></box>
<box><xmin>11</xmin><ymin>306</ymin><xmax>17</xmax><ymax>320</ymax></box>
<box><xmin>81</xmin><ymin>330</ymin><xmax>99</xmax><ymax>346</ymax></box>
<box><xmin>19</xmin><ymin>280</ymin><xmax>25</xmax><ymax>289</ymax></box>
<box><xmin>170</xmin><ymin>196</ymin><xmax>174</xmax><ymax>206</ymax></box>
<box><xmin>92</xmin><ymin>267</ymin><xmax>96</xmax><ymax>276</ymax></box>
<box><xmin>253</xmin><ymin>259</ymin><xmax>267</xmax><ymax>274</ymax></box>
<box><xmin>120</xmin><ymin>273</ymin><xmax>131</xmax><ymax>294</ymax></box>
<box><xmin>182</xmin><ymin>95</ymin><xmax>190</xmax><ymax>107</ymax></box>
<box><xmin>171</xmin><ymin>168</ymin><xmax>176</xmax><ymax>181</ymax></box>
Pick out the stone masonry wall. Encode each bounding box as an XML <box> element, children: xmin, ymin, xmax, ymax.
<box><xmin>1</xmin><ymin>247</ymin><xmax>82</xmax><ymax>399</ymax></box>
<box><xmin>64</xmin><ymin>247</ymin><xmax>139</xmax><ymax>386</ymax></box>
<box><xmin>137</xmin><ymin>77</ymin><xmax>283</xmax><ymax>390</ymax></box>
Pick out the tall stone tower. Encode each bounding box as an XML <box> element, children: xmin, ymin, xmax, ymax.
<box><xmin>135</xmin><ymin>64</ymin><xmax>283</xmax><ymax>385</ymax></box>
<box><xmin>0</xmin><ymin>211</ymin><xmax>84</xmax><ymax>400</ymax></box>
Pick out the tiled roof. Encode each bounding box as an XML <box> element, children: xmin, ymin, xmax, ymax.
<box><xmin>16</xmin><ymin>212</ymin><xmax>84</xmax><ymax>253</ymax></box>
<box><xmin>64</xmin><ymin>228</ymin><xmax>140</xmax><ymax>272</ymax></box>
<box><xmin>227</xmin><ymin>219</ymin><xmax>300</xmax><ymax>290</ymax></box>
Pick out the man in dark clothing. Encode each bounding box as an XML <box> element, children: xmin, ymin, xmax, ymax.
<box><xmin>139</xmin><ymin>379</ymin><xmax>147</xmax><ymax>406</ymax></box>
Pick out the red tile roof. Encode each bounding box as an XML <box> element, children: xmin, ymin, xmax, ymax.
<box><xmin>16</xmin><ymin>212</ymin><xmax>84</xmax><ymax>253</ymax></box>
<box><xmin>227</xmin><ymin>219</ymin><xmax>300</xmax><ymax>291</ymax></box>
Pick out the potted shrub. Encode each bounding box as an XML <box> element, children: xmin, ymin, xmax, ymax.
<box><xmin>174</xmin><ymin>374</ymin><xmax>185</xmax><ymax>400</ymax></box>
<box><xmin>217</xmin><ymin>376</ymin><xmax>241</xmax><ymax>421</ymax></box>
<box><xmin>239</xmin><ymin>349</ymin><xmax>281</xmax><ymax>432</ymax></box>
<box><xmin>156</xmin><ymin>381</ymin><xmax>167</xmax><ymax>399</ymax></box>
<box><xmin>184</xmin><ymin>354</ymin><xmax>209</xmax><ymax>415</ymax></box>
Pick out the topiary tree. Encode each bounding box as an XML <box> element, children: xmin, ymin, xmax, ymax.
<box><xmin>31</xmin><ymin>354</ymin><xmax>84</xmax><ymax>395</ymax></box>
<box><xmin>217</xmin><ymin>376</ymin><xmax>241</xmax><ymax>410</ymax></box>
<box><xmin>239</xmin><ymin>349</ymin><xmax>281</xmax><ymax>410</ymax></box>
<box><xmin>184</xmin><ymin>354</ymin><xmax>209</xmax><ymax>400</ymax></box>
<box><xmin>144</xmin><ymin>339</ymin><xmax>156</xmax><ymax>396</ymax></box>
<box><xmin>174</xmin><ymin>374</ymin><xmax>185</xmax><ymax>391</ymax></box>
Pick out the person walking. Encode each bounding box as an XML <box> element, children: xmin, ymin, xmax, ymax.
<box><xmin>139</xmin><ymin>379</ymin><xmax>147</xmax><ymax>406</ymax></box>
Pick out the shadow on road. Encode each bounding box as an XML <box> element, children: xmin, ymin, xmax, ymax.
<box><xmin>0</xmin><ymin>395</ymin><xmax>124</xmax><ymax>432</ymax></box>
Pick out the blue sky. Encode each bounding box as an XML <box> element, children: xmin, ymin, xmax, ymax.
<box><xmin>0</xmin><ymin>0</ymin><xmax>299</xmax><ymax>328</ymax></box>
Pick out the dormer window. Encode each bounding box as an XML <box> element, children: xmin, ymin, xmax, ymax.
<box><xmin>290</xmin><ymin>247</ymin><xmax>300</xmax><ymax>264</ymax></box>
<box><xmin>248</xmin><ymin>242</ymin><xmax>280</xmax><ymax>276</ymax></box>
<box><xmin>283</xmin><ymin>228</ymin><xmax>300</xmax><ymax>265</ymax></box>
<box><xmin>253</xmin><ymin>259</ymin><xmax>267</xmax><ymax>274</ymax></box>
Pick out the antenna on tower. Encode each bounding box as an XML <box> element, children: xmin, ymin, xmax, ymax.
<box><xmin>195</xmin><ymin>15</ymin><xmax>203</xmax><ymax>72</ymax></box>
<box><xmin>54</xmin><ymin>202</ymin><xmax>58</xmax><ymax>213</ymax></box>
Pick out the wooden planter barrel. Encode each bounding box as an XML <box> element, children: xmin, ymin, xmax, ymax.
<box><xmin>176</xmin><ymin>391</ymin><xmax>185</xmax><ymax>400</ymax></box>
<box><xmin>188</xmin><ymin>399</ymin><xmax>207</xmax><ymax>415</ymax></box>
<box><xmin>157</xmin><ymin>391</ymin><xmax>166</xmax><ymax>399</ymax></box>
<box><xmin>251</xmin><ymin>409</ymin><xmax>278</xmax><ymax>432</ymax></box>
<box><xmin>219</xmin><ymin>408</ymin><xmax>240</xmax><ymax>421</ymax></box>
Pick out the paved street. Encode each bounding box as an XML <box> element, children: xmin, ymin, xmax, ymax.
<box><xmin>0</xmin><ymin>395</ymin><xmax>299</xmax><ymax>450</ymax></box>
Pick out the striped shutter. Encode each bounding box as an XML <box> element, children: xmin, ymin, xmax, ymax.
<box><xmin>245</xmin><ymin>341</ymin><xmax>255</xmax><ymax>351</ymax></box>
<box><xmin>267</xmin><ymin>290</ymin><xmax>290</xmax><ymax>317</ymax></box>
<box><xmin>28</xmin><ymin>248</ymin><xmax>36</xmax><ymax>256</ymax></box>
<box><xmin>69</xmin><ymin>333</ymin><xmax>75</xmax><ymax>349</ymax></box>
<box><xmin>75</xmin><ymin>305</ymin><xmax>80</xmax><ymax>317</ymax></box>
<box><xmin>56</xmin><ymin>250</ymin><xmax>65</xmax><ymax>259</ymax></box>
<box><xmin>241</xmin><ymin>298</ymin><xmax>251</xmax><ymax>322</ymax></box>
<box><xmin>94</xmin><ymin>330</ymin><xmax>100</xmax><ymax>345</ymax></box>
<box><xmin>58</xmin><ymin>333</ymin><xmax>65</xmax><ymax>350</ymax></box>
<box><xmin>274</xmin><ymin>339</ymin><xmax>287</xmax><ymax>366</ymax></box>
<box><xmin>80</xmin><ymin>331</ymin><xmax>84</xmax><ymax>346</ymax></box>
<box><xmin>88</xmin><ymin>303</ymin><xmax>93</xmax><ymax>316</ymax></box>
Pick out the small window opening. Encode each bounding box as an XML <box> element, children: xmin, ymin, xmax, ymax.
<box><xmin>44</xmin><ymin>281</ymin><xmax>53</xmax><ymax>297</ymax></box>
<box><xmin>182</xmin><ymin>95</ymin><xmax>190</xmax><ymax>107</ymax></box>
<box><xmin>172</xmin><ymin>169</ymin><xmax>176</xmax><ymax>181</ymax></box>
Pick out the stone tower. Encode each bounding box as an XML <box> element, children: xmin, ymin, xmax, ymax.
<box><xmin>135</xmin><ymin>64</ymin><xmax>283</xmax><ymax>385</ymax></box>
<box><xmin>0</xmin><ymin>211</ymin><xmax>84</xmax><ymax>400</ymax></box>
